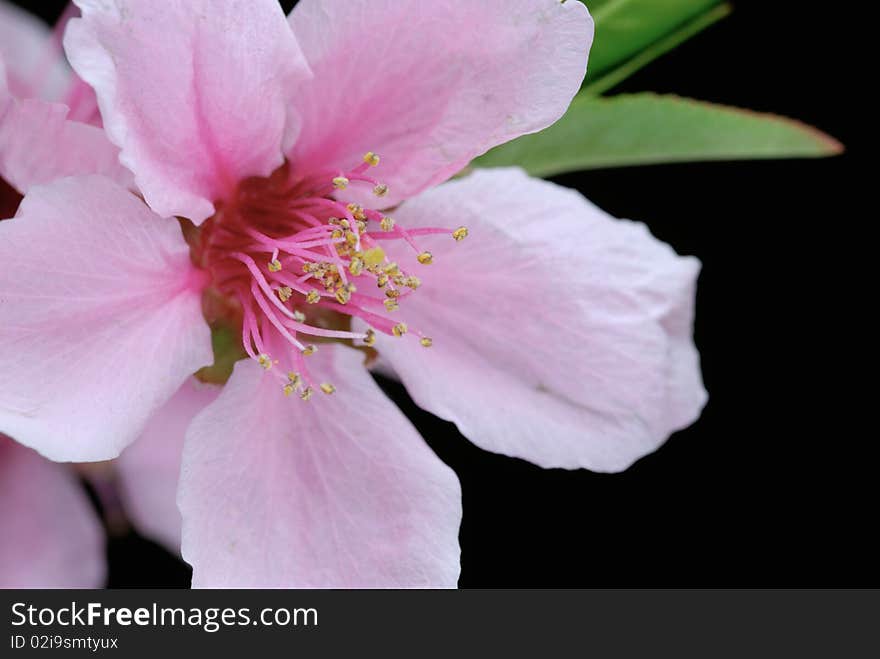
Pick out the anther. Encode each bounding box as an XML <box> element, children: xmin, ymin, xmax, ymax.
<box><xmin>452</xmin><ymin>226</ymin><xmax>469</xmax><ymax>241</ymax></box>
<box><xmin>420</xmin><ymin>337</ymin><xmax>433</xmax><ymax>348</ymax></box>
<box><xmin>332</xmin><ymin>176</ymin><xmax>349</xmax><ymax>190</ymax></box>
<box><xmin>335</xmin><ymin>287</ymin><xmax>351</xmax><ymax>305</ymax></box>
<box><xmin>384</xmin><ymin>298</ymin><xmax>400</xmax><ymax>312</ymax></box>
<box><xmin>258</xmin><ymin>354</ymin><xmax>273</xmax><ymax>370</ymax></box>
<box><xmin>373</xmin><ymin>183</ymin><xmax>389</xmax><ymax>197</ymax></box>
<box><xmin>392</xmin><ymin>322</ymin><xmax>408</xmax><ymax>337</ymax></box>
<box><xmin>278</xmin><ymin>286</ymin><xmax>293</xmax><ymax>302</ymax></box>
<box><xmin>417</xmin><ymin>252</ymin><xmax>433</xmax><ymax>265</ymax></box>
<box><xmin>363</xmin><ymin>328</ymin><xmax>377</xmax><ymax>346</ymax></box>
<box><xmin>320</xmin><ymin>383</ymin><xmax>336</xmax><ymax>395</ymax></box>
<box><xmin>376</xmin><ymin>273</ymin><xmax>389</xmax><ymax>287</ymax></box>
<box><xmin>363</xmin><ymin>151</ymin><xmax>380</xmax><ymax>167</ymax></box>
<box><xmin>300</xmin><ymin>387</ymin><xmax>314</xmax><ymax>401</ymax></box>
<box><xmin>306</xmin><ymin>290</ymin><xmax>321</xmax><ymax>304</ymax></box>
<box><xmin>380</xmin><ymin>216</ymin><xmax>395</xmax><ymax>232</ymax></box>
<box><xmin>302</xmin><ymin>345</ymin><xmax>318</xmax><ymax>356</ymax></box>
<box><xmin>268</xmin><ymin>259</ymin><xmax>282</xmax><ymax>272</ymax></box>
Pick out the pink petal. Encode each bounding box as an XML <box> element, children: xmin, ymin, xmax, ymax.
<box><xmin>0</xmin><ymin>175</ymin><xmax>212</xmax><ymax>462</ymax></box>
<box><xmin>116</xmin><ymin>378</ymin><xmax>219</xmax><ymax>554</ymax></box>
<box><xmin>371</xmin><ymin>168</ymin><xmax>707</xmax><ymax>472</ymax></box>
<box><xmin>179</xmin><ymin>345</ymin><xmax>461</xmax><ymax>587</ymax></box>
<box><xmin>65</xmin><ymin>0</ymin><xmax>313</xmax><ymax>224</ymax></box>
<box><xmin>1</xmin><ymin>60</ymin><xmax>132</xmax><ymax>194</ymax></box>
<box><xmin>0</xmin><ymin>1</ymin><xmax>70</xmax><ymax>101</ymax></box>
<box><xmin>287</xmin><ymin>0</ymin><xmax>593</xmax><ymax>206</ymax></box>
<box><xmin>0</xmin><ymin>434</ymin><xmax>105</xmax><ymax>588</ymax></box>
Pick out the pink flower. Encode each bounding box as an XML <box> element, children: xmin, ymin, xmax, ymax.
<box><xmin>0</xmin><ymin>0</ymin><xmax>706</xmax><ymax>587</ymax></box>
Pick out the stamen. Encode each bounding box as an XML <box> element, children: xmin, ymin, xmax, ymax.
<box><xmin>363</xmin><ymin>152</ymin><xmax>381</xmax><ymax>167</ymax></box>
<box><xmin>420</xmin><ymin>337</ymin><xmax>433</xmax><ymax>348</ymax></box>
<box><xmin>417</xmin><ymin>252</ymin><xmax>434</xmax><ymax>265</ymax></box>
<box><xmin>453</xmin><ymin>226</ymin><xmax>469</xmax><ymax>241</ymax></box>
<box><xmin>319</xmin><ymin>383</ymin><xmax>336</xmax><ymax>395</ymax></box>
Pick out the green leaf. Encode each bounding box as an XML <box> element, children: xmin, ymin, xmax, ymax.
<box><xmin>472</xmin><ymin>93</ymin><xmax>843</xmax><ymax>176</ymax></box>
<box><xmin>584</xmin><ymin>3</ymin><xmax>732</xmax><ymax>96</ymax></box>
<box><xmin>580</xmin><ymin>0</ymin><xmax>725</xmax><ymax>82</ymax></box>
<box><xmin>196</xmin><ymin>323</ymin><xmax>247</xmax><ymax>385</ymax></box>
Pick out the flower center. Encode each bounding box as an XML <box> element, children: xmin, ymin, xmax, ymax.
<box><xmin>189</xmin><ymin>153</ymin><xmax>466</xmax><ymax>399</ymax></box>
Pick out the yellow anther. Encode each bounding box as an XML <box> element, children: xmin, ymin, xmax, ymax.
<box><xmin>417</xmin><ymin>251</ymin><xmax>433</xmax><ymax>265</ymax></box>
<box><xmin>300</xmin><ymin>387</ymin><xmax>314</xmax><ymax>401</ymax></box>
<box><xmin>339</xmin><ymin>219</ymin><xmax>350</xmax><ymax>229</ymax></box>
<box><xmin>345</xmin><ymin>231</ymin><xmax>358</xmax><ymax>247</ymax></box>
<box><xmin>420</xmin><ymin>337</ymin><xmax>433</xmax><ymax>348</ymax></box>
<box><xmin>268</xmin><ymin>259</ymin><xmax>282</xmax><ymax>272</ymax></box>
<box><xmin>392</xmin><ymin>274</ymin><xmax>406</xmax><ymax>286</ymax></box>
<box><xmin>349</xmin><ymin>257</ymin><xmax>364</xmax><ymax>277</ymax></box>
<box><xmin>373</xmin><ymin>183</ymin><xmax>389</xmax><ymax>197</ymax></box>
<box><xmin>306</xmin><ymin>290</ymin><xmax>321</xmax><ymax>304</ymax></box>
<box><xmin>328</xmin><ymin>217</ymin><xmax>341</xmax><ymax>225</ymax></box>
<box><xmin>320</xmin><ymin>383</ymin><xmax>336</xmax><ymax>395</ymax></box>
<box><xmin>302</xmin><ymin>344</ymin><xmax>318</xmax><ymax>356</ymax></box>
<box><xmin>283</xmin><ymin>383</ymin><xmax>296</xmax><ymax>397</ymax></box>
<box><xmin>293</xmin><ymin>310</ymin><xmax>306</xmax><ymax>323</ymax></box>
<box><xmin>452</xmin><ymin>226</ymin><xmax>469</xmax><ymax>242</ymax></box>
<box><xmin>385</xmin><ymin>288</ymin><xmax>400</xmax><ymax>299</ymax></box>
<box><xmin>376</xmin><ymin>273</ymin><xmax>389</xmax><ymax>287</ymax></box>
<box><xmin>356</xmin><ymin>220</ymin><xmax>367</xmax><ymax>232</ymax></box>
<box><xmin>287</xmin><ymin>372</ymin><xmax>302</xmax><ymax>388</ymax></box>
<box><xmin>384</xmin><ymin>298</ymin><xmax>400</xmax><ymax>312</ymax></box>
<box><xmin>362</xmin><ymin>247</ymin><xmax>386</xmax><ymax>267</ymax></box>
<box><xmin>302</xmin><ymin>262</ymin><xmax>315</xmax><ymax>273</ymax></box>
<box><xmin>405</xmin><ymin>275</ymin><xmax>421</xmax><ymax>289</ymax></box>
<box><xmin>277</xmin><ymin>286</ymin><xmax>293</xmax><ymax>302</ymax></box>
<box><xmin>363</xmin><ymin>151</ymin><xmax>380</xmax><ymax>167</ymax></box>
<box><xmin>380</xmin><ymin>216</ymin><xmax>395</xmax><ymax>232</ymax></box>
<box><xmin>363</xmin><ymin>328</ymin><xmax>377</xmax><ymax>347</ymax></box>
<box><xmin>335</xmin><ymin>287</ymin><xmax>351</xmax><ymax>305</ymax></box>
<box><xmin>383</xmin><ymin>262</ymin><xmax>400</xmax><ymax>275</ymax></box>
<box><xmin>346</xmin><ymin>203</ymin><xmax>366</xmax><ymax>221</ymax></box>
<box><xmin>392</xmin><ymin>322</ymin><xmax>408</xmax><ymax>337</ymax></box>
<box><xmin>332</xmin><ymin>176</ymin><xmax>349</xmax><ymax>190</ymax></box>
<box><xmin>258</xmin><ymin>354</ymin><xmax>273</xmax><ymax>370</ymax></box>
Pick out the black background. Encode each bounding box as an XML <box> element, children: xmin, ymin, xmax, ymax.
<box><xmin>8</xmin><ymin>0</ymin><xmax>868</xmax><ymax>587</ymax></box>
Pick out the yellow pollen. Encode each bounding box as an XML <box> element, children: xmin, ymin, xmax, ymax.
<box><xmin>345</xmin><ymin>231</ymin><xmax>358</xmax><ymax>247</ymax></box>
<box><xmin>385</xmin><ymin>288</ymin><xmax>401</xmax><ymax>299</ymax></box>
<box><xmin>383</xmin><ymin>262</ymin><xmax>400</xmax><ymax>275</ymax></box>
<box><xmin>417</xmin><ymin>252</ymin><xmax>433</xmax><ymax>265</ymax></box>
<box><xmin>258</xmin><ymin>354</ymin><xmax>273</xmax><ymax>370</ymax></box>
<box><xmin>306</xmin><ymin>290</ymin><xmax>321</xmax><ymax>304</ymax></box>
<box><xmin>384</xmin><ymin>298</ymin><xmax>400</xmax><ymax>312</ymax></box>
<box><xmin>268</xmin><ymin>259</ymin><xmax>282</xmax><ymax>272</ymax></box>
<box><xmin>277</xmin><ymin>286</ymin><xmax>293</xmax><ymax>302</ymax></box>
<box><xmin>420</xmin><ymin>337</ymin><xmax>433</xmax><ymax>348</ymax></box>
<box><xmin>392</xmin><ymin>274</ymin><xmax>406</xmax><ymax>286</ymax></box>
<box><xmin>363</xmin><ymin>328</ymin><xmax>377</xmax><ymax>346</ymax></box>
<box><xmin>332</xmin><ymin>176</ymin><xmax>349</xmax><ymax>190</ymax></box>
<box><xmin>362</xmin><ymin>247</ymin><xmax>386</xmax><ymax>267</ymax></box>
<box><xmin>300</xmin><ymin>387</ymin><xmax>314</xmax><ymax>401</ymax></box>
<box><xmin>287</xmin><ymin>372</ymin><xmax>302</xmax><ymax>388</ymax></box>
<box><xmin>302</xmin><ymin>344</ymin><xmax>318</xmax><ymax>356</ymax></box>
<box><xmin>373</xmin><ymin>183</ymin><xmax>389</xmax><ymax>197</ymax></box>
<box><xmin>331</xmin><ymin>229</ymin><xmax>343</xmax><ymax>239</ymax></box>
<box><xmin>346</xmin><ymin>203</ymin><xmax>366</xmax><ymax>221</ymax></box>
<box><xmin>349</xmin><ymin>257</ymin><xmax>364</xmax><ymax>276</ymax></box>
<box><xmin>380</xmin><ymin>216</ymin><xmax>395</xmax><ymax>232</ymax></box>
<box><xmin>320</xmin><ymin>383</ymin><xmax>336</xmax><ymax>395</ymax></box>
<box><xmin>283</xmin><ymin>383</ymin><xmax>295</xmax><ymax>396</ymax></box>
<box><xmin>452</xmin><ymin>226</ymin><xmax>469</xmax><ymax>241</ymax></box>
<box><xmin>363</xmin><ymin>151</ymin><xmax>380</xmax><ymax>167</ymax></box>
<box><xmin>376</xmin><ymin>273</ymin><xmax>389</xmax><ymax>287</ymax></box>
<box><xmin>405</xmin><ymin>276</ymin><xmax>421</xmax><ymax>289</ymax></box>
<box><xmin>339</xmin><ymin>219</ymin><xmax>350</xmax><ymax>229</ymax></box>
<box><xmin>392</xmin><ymin>322</ymin><xmax>408</xmax><ymax>337</ymax></box>
<box><xmin>335</xmin><ymin>287</ymin><xmax>351</xmax><ymax>305</ymax></box>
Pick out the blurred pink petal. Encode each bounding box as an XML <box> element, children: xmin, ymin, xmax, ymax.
<box><xmin>370</xmin><ymin>168</ymin><xmax>707</xmax><ymax>472</ymax></box>
<box><xmin>0</xmin><ymin>176</ymin><xmax>212</xmax><ymax>461</ymax></box>
<box><xmin>0</xmin><ymin>434</ymin><xmax>105</xmax><ymax>588</ymax></box>
<box><xmin>287</xmin><ymin>0</ymin><xmax>592</xmax><ymax>207</ymax></box>
<box><xmin>0</xmin><ymin>0</ymin><xmax>70</xmax><ymax>101</ymax></box>
<box><xmin>65</xmin><ymin>0</ymin><xmax>312</xmax><ymax>223</ymax></box>
<box><xmin>117</xmin><ymin>378</ymin><xmax>220</xmax><ymax>554</ymax></box>
<box><xmin>179</xmin><ymin>345</ymin><xmax>461</xmax><ymax>588</ymax></box>
<box><xmin>0</xmin><ymin>59</ymin><xmax>131</xmax><ymax>194</ymax></box>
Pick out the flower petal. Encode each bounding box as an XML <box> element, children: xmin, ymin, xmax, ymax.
<box><xmin>1</xmin><ymin>60</ymin><xmax>132</xmax><ymax>194</ymax></box>
<box><xmin>116</xmin><ymin>378</ymin><xmax>220</xmax><ymax>554</ymax></box>
<box><xmin>0</xmin><ymin>1</ymin><xmax>70</xmax><ymax>101</ymax></box>
<box><xmin>179</xmin><ymin>345</ymin><xmax>461</xmax><ymax>587</ymax></box>
<box><xmin>65</xmin><ymin>0</ymin><xmax>312</xmax><ymax>224</ymax></box>
<box><xmin>372</xmin><ymin>168</ymin><xmax>707</xmax><ymax>472</ymax></box>
<box><xmin>0</xmin><ymin>434</ymin><xmax>105</xmax><ymax>588</ymax></box>
<box><xmin>287</xmin><ymin>0</ymin><xmax>592</xmax><ymax>205</ymax></box>
<box><xmin>0</xmin><ymin>175</ymin><xmax>212</xmax><ymax>461</ymax></box>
